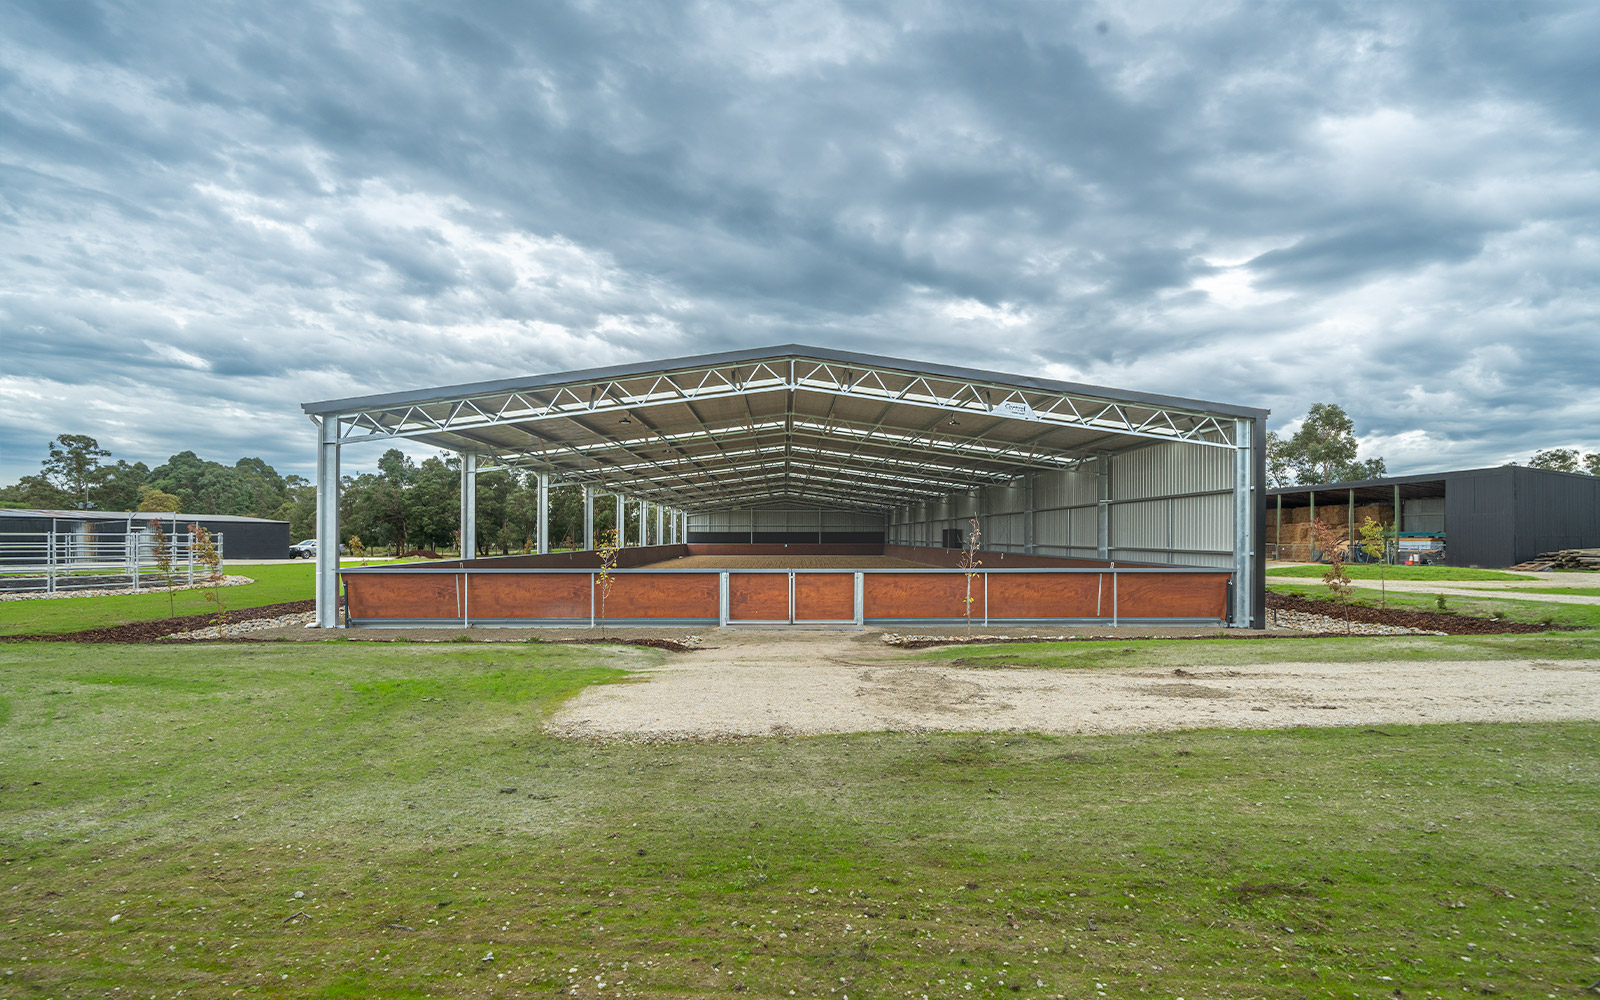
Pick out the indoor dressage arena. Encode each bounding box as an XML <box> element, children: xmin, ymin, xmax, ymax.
<box><xmin>304</xmin><ymin>346</ymin><xmax>1267</xmax><ymax>630</ymax></box>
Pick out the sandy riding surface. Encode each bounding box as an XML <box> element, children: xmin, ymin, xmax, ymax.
<box><xmin>547</xmin><ymin>630</ymin><xmax>1600</xmax><ymax>741</ymax></box>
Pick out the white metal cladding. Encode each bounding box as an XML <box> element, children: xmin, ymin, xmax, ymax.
<box><xmin>887</xmin><ymin>441</ymin><xmax>1237</xmax><ymax>568</ymax></box>
<box><xmin>1112</xmin><ymin>441</ymin><xmax>1233</xmax><ymax>500</ymax></box>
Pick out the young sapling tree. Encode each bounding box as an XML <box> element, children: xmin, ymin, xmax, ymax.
<box><xmin>595</xmin><ymin>528</ymin><xmax>620</xmax><ymax>637</ymax></box>
<box><xmin>190</xmin><ymin>523</ymin><xmax>226</xmax><ymax>638</ymax></box>
<box><xmin>957</xmin><ymin>516</ymin><xmax>983</xmax><ymax>634</ymax></box>
<box><xmin>149</xmin><ymin>518</ymin><xmax>175</xmax><ymax>617</ymax></box>
<box><xmin>1357</xmin><ymin>515</ymin><xmax>1390</xmax><ymax>608</ymax></box>
<box><xmin>1310</xmin><ymin>516</ymin><xmax>1354</xmax><ymax>633</ymax></box>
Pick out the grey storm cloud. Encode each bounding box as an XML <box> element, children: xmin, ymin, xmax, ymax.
<box><xmin>2</xmin><ymin>0</ymin><xmax>1598</xmax><ymax>483</ymax></box>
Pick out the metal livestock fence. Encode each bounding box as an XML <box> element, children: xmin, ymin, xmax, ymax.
<box><xmin>0</xmin><ymin>529</ymin><xmax>224</xmax><ymax>594</ymax></box>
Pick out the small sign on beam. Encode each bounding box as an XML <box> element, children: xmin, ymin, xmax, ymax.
<box><xmin>990</xmin><ymin>400</ymin><xmax>1037</xmax><ymax>420</ymax></box>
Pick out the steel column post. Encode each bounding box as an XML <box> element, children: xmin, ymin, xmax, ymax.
<box><xmin>1276</xmin><ymin>494</ymin><xmax>1283</xmax><ymax>561</ymax></box>
<box><xmin>1023</xmin><ymin>472</ymin><xmax>1036</xmax><ymax>555</ymax></box>
<box><xmin>314</xmin><ymin>415</ymin><xmax>342</xmax><ymax>628</ymax></box>
<box><xmin>583</xmin><ymin>486</ymin><xmax>595</xmax><ymax>551</ymax></box>
<box><xmin>1232</xmin><ymin>418</ymin><xmax>1254</xmax><ymax>627</ymax></box>
<box><xmin>1096</xmin><ymin>455</ymin><xmax>1111</xmax><ymax>560</ymax></box>
<box><xmin>1348</xmin><ymin>488</ymin><xmax>1356</xmax><ymax>555</ymax></box>
<box><xmin>536</xmin><ymin>472</ymin><xmax>549</xmax><ymax>555</ymax></box>
<box><xmin>616</xmin><ymin>494</ymin><xmax>626</xmax><ymax>547</ymax></box>
<box><xmin>655</xmin><ymin>504</ymin><xmax>664</xmax><ymax>547</ymax></box>
<box><xmin>1393</xmin><ymin>483</ymin><xmax>1402</xmax><ymax>564</ymax></box>
<box><xmin>459</xmin><ymin>451</ymin><xmax>477</xmax><ymax>561</ymax></box>
<box><xmin>1308</xmin><ymin>491</ymin><xmax>1316</xmax><ymax>559</ymax></box>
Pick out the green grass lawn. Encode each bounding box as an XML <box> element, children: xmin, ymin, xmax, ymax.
<box><xmin>4</xmin><ymin>641</ymin><xmax>1599</xmax><ymax>997</ymax></box>
<box><xmin>1267</xmin><ymin>565</ymin><xmax>1535</xmax><ymax>582</ymax></box>
<box><xmin>0</xmin><ymin>563</ymin><xmax>315</xmax><ymax>636</ymax></box>
<box><xmin>1268</xmin><ymin>582</ymin><xmax>1600</xmax><ymax>630</ymax></box>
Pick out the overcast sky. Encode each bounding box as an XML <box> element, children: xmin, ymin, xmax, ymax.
<box><xmin>3</xmin><ymin>0</ymin><xmax>1597</xmax><ymax>486</ymax></box>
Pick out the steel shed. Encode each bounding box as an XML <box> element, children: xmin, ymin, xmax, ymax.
<box><xmin>1267</xmin><ymin>465</ymin><xmax>1600</xmax><ymax>568</ymax></box>
<box><xmin>302</xmin><ymin>345</ymin><xmax>1269</xmax><ymax>628</ymax></box>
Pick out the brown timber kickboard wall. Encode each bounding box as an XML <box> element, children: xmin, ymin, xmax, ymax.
<box><xmin>863</xmin><ymin>573</ymin><xmax>988</xmax><ymax>620</ymax></box>
<box><xmin>344</xmin><ymin>570</ymin><xmax>722</xmax><ymax>622</ymax></box>
<box><xmin>727</xmin><ymin>574</ymin><xmax>790</xmax><ymax>621</ymax></box>
<box><xmin>794</xmin><ymin>574</ymin><xmax>855</xmax><ymax>621</ymax></box>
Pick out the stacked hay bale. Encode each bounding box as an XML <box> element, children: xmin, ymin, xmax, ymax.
<box><xmin>1267</xmin><ymin>503</ymin><xmax>1394</xmax><ymax>562</ymax></box>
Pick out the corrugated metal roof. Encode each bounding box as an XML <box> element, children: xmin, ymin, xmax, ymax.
<box><xmin>0</xmin><ymin>508</ymin><xmax>288</xmax><ymax>524</ymax></box>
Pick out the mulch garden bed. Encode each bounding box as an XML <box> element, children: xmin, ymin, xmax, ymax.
<box><xmin>1265</xmin><ymin>592</ymin><xmax>1575</xmax><ymax>635</ymax></box>
<box><xmin>0</xmin><ymin>601</ymin><xmax>314</xmax><ymax>644</ymax></box>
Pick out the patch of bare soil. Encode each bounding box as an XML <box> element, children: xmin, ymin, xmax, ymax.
<box><xmin>1266</xmin><ymin>592</ymin><xmax>1574</xmax><ymax>635</ymax></box>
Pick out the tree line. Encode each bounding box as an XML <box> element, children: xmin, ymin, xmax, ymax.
<box><xmin>0</xmin><ymin>436</ymin><xmax>630</xmax><ymax>555</ymax></box>
<box><xmin>5</xmin><ymin>421</ymin><xmax>1593</xmax><ymax>548</ymax></box>
<box><xmin>1266</xmin><ymin>403</ymin><xmax>1598</xmax><ymax>488</ymax></box>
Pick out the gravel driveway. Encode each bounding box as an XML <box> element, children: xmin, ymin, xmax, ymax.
<box><xmin>547</xmin><ymin>630</ymin><xmax>1600</xmax><ymax>741</ymax></box>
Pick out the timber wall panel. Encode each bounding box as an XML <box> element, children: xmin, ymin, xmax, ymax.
<box><xmin>468</xmin><ymin>573</ymin><xmax>590</xmax><ymax>619</ymax></box>
<box><xmin>984</xmin><ymin>573</ymin><xmax>1109</xmax><ymax>618</ymax></box>
<box><xmin>863</xmin><ymin>573</ymin><xmax>987</xmax><ymax>620</ymax></box>
<box><xmin>1112</xmin><ymin>573</ymin><xmax>1229</xmax><ymax>618</ymax></box>
<box><xmin>794</xmin><ymin>573</ymin><xmax>855</xmax><ymax>621</ymax></box>
<box><xmin>728</xmin><ymin>573</ymin><xmax>790</xmax><ymax>621</ymax></box>
<box><xmin>346</xmin><ymin>573</ymin><xmax>460</xmax><ymax>620</ymax></box>
<box><xmin>599</xmin><ymin>573</ymin><xmax>720</xmax><ymax>620</ymax></box>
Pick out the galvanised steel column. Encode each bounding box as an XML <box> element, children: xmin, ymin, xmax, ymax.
<box><xmin>1233</xmin><ymin>418</ymin><xmax>1255</xmax><ymax>627</ymax></box>
<box><xmin>1096</xmin><ymin>455</ymin><xmax>1111</xmax><ymax>560</ymax></box>
<box><xmin>536</xmin><ymin>472</ymin><xmax>549</xmax><ymax>555</ymax></box>
<box><xmin>583</xmin><ymin>487</ymin><xmax>595</xmax><ymax>551</ymax></box>
<box><xmin>459</xmin><ymin>451</ymin><xmax>477</xmax><ymax>561</ymax></box>
<box><xmin>615</xmin><ymin>494</ymin><xmax>625</xmax><ymax>547</ymax></box>
<box><xmin>1023</xmin><ymin>472</ymin><xmax>1036</xmax><ymax>555</ymax></box>
<box><xmin>655</xmin><ymin>504</ymin><xmax>664</xmax><ymax>547</ymax></box>
<box><xmin>314</xmin><ymin>415</ymin><xmax>341</xmax><ymax>628</ymax></box>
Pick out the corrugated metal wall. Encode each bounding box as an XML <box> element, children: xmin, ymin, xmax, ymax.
<box><xmin>1109</xmin><ymin>442</ymin><xmax>1235</xmax><ymax>567</ymax></box>
<box><xmin>689</xmin><ymin>508</ymin><xmax>886</xmax><ymax>543</ymax></box>
<box><xmin>1515</xmin><ymin>466</ymin><xmax>1600</xmax><ymax>561</ymax></box>
<box><xmin>886</xmin><ymin>441</ymin><xmax>1237</xmax><ymax>567</ymax></box>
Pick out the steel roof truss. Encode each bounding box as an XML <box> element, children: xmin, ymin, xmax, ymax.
<box><xmin>331</xmin><ymin>355</ymin><xmax>1238</xmax><ymax>450</ymax></box>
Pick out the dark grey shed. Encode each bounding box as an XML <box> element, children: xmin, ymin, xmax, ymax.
<box><xmin>1267</xmin><ymin>465</ymin><xmax>1600</xmax><ymax>568</ymax></box>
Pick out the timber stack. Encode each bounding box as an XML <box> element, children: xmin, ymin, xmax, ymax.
<box><xmin>1510</xmin><ymin>548</ymin><xmax>1600</xmax><ymax>572</ymax></box>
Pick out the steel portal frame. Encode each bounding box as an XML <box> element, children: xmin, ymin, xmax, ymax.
<box><xmin>304</xmin><ymin>345</ymin><xmax>1267</xmax><ymax>628</ymax></box>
